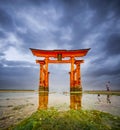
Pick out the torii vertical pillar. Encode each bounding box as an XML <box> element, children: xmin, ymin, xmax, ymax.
<box><xmin>44</xmin><ymin>57</ymin><xmax>49</xmax><ymax>91</ymax></box>
<box><xmin>70</xmin><ymin>60</ymin><xmax>83</xmax><ymax>91</ymax></box>
<box><xmin>39</xmin><ymin>63</ymin><xmax>44</xmax><ymax>88</ymax></box>
<box><xmin>37</xmin><ymin>60</ymin><xmax>49</xmax><ymax>91</ymax></box>
<box><xmin>70</xmin><ymin>56</ymin><xmax>75</xmax><ymax>91</ymax></box>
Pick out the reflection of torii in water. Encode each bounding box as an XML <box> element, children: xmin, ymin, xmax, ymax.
<box><xmin>70</xmin><ymin>93</ymin><xmax>82</xmax><ymax>110</ymax></box>
<box><xmin>38</xmin><ymin>92</ymin><xmax>48</xmax><ymax>109</ymax></box>
<box><xmin>38</xmin><ymin>92</ymin><xmax>82</xmax><ymax>110</ymax></box>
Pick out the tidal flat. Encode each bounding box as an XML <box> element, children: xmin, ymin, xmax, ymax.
<box><xmin>0</xmin><ymin>91</ymin><xmax>38</xmax><ymax>129</ymax></box>
<box><xmin>9</xmin><ymin>109</ymin><xmax>120</xmax><ymax>130</ymax></box>
<box><xmin>0</xmin><ymin>91</ymin><xmax>120</xmax><ymax>129</ymax></box>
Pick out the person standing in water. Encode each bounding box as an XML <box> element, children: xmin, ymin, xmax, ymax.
<box><xmin>106</xmin><ymin>81</ymin><xmax>111</xmax><ymax>91</ymax></box>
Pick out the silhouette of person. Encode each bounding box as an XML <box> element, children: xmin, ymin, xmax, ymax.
<box><xmin>106</xmin><ymin>81</ymin><xmax>110</xmax><ymax>91</ymax></box>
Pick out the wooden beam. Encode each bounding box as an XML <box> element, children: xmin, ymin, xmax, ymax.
<box><xmin>36</xmin><ymin>60</ymin><xmax>84</xmax><ymax>64</ymax></box>
<box><xmin>30</xmin><ymin>48</ymin><xmax>91</xmax><ymax>58</ymax></box>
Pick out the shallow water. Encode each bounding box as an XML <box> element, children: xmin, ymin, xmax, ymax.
<box><xmin>0</xmin><ymin>91</ymin><xmax>120</xmax><ymax>115</ymax></box>
<box><xmin>0</xmin><ymin>91</ymin><xmax>120</xmax><ymax>129</ymax></box>
<box><xmin>39</xmin><ymin>92</ymin><xmax>120</xmax><ymax>115</ymax></box>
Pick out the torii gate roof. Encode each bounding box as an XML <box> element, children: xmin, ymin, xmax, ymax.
<box><xmin>30</xmin><ymin>48</ymin><xmax>90</xmax><ymax>58</ymax></box>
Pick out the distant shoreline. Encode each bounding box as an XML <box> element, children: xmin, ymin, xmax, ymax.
<box><xmin>84</xmin><ymin>90</ymin><xmax>120</xmax><ymax>95</ymax></box>
<box><xmin>0</xmin><ymin>89</ymin><xmax>35</xmax><ymax>92</ymax></box>
<box><xmin>0</xmin><ymin>89</ymin><xmax>120</xmax><ymax>93</ymax></box>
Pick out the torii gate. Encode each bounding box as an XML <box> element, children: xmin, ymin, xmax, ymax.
<box><xmin>30</xmin><ymin>48</ymin><xmax>90</xmax><ymax>91</ymax></box>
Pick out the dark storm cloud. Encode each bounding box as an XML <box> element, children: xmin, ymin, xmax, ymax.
<box><xmin>0</xmin><ymin>65</ymin><xmax>39</xmax><ymax>89</ymax></box>
<box><xmin>58</xmin><ymin>0</ymin><xmax>120</xmax><ymax>45</ymax></box>
<box><xmin>0</xmin><ymin>8</ymin><xmax>15</xmax><ymax>31</ymax></box>
<box><xmin>28</xmin><ymin>0</ymin><xmax>50</xmax><ymax>5</ymax></box>
<box><xmin>87</xmin><ymin>0</ymin><xmax>120</xmax><ymax>27</ymax></box>
<box><xmin>0</xmin><ymin>52</ymin><xmax>5</xmax><ymax>57</ymax></box>
<box><xmin>105</xmin><ymin>33</ymin><xmax>120</xmax><ymax>55</ymax></box>
<box><xmin>0</xmin><ymin>0</ymin><xmax>120</xmax><ymax>90</ymax></box>
<box><xmin>90</xmin><ymin>62</ymin><xmax>120</xmax><ymax>77</ymax></box>
<box><xmin>60</xmin><ymin>0</ymin><xmax>120</xmax><ymax>21</ymax></box>
<box><xmin>0</xmin><ymin>59</ymin><xmax>34</xmax><ymax>67</ymax></box>
<box><xmin>0</xmin><ymin>58</ymin><xmax>39</xmax><ymax>89</ymax></box>
<box><xmin>0</xmin><ymin>30</ymin><xmax>7</xmax><ymax>38</ymax></box>
<box><xmin>16</xmin><ymin>31</ymin><xmax>41</xmax><ymax>50</ymax></box>
<box><xmin>88</xmin><ymin>33</ymin><xmax>120</xmax><ymax>78</ymax></box>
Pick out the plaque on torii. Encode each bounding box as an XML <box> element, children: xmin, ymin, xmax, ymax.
<box><xmin>30</xmin><ymin>48</ymin><xmax>90</xmax><ymax>92</ymax></box>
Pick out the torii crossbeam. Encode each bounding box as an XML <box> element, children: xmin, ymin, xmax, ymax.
<box><xmin>30</xmin><ymin>48</ymin><xmax>90</xmax><ymax>92</ymax></box>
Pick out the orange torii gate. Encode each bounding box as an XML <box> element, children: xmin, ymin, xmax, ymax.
<box><xmin>30</xmin><ymin>48</ymin><xmax>90</xmax><ymax>91</ymax></box>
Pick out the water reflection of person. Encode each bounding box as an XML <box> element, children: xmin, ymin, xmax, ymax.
<box><xmin>70</xmin><ymin>93</ymin><xmax>82</xmax><ymax>110</ymax></box>
<box><xmin>107</xmin><ymin>94</ymin><xmax>111</xmax><ymax>104</ymax></box>
<box><xmin>97</xmin><ymin>94</ymin><xmax>101</xmax><ymax>102</ymax></box>
<box><xmin>38</xmin><ymin>92</ymin><xmax>48</xmax><ymax>109</ymax></box>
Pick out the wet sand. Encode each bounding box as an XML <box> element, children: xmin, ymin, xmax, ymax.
<box><xmin>0</xmin><ymin>93</ymin><xmax>38</xmax><ymax>129</ymax></box>
<box><xmin>0</xmin><ymin>91</ymin><xmax>120</xmax><ymax>129</ymax></box>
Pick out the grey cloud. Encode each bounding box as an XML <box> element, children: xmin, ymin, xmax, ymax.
<box><xmin>92</xmin><ymin>64</ymin><xmax>120</xmax><ymax>77</ymax></box>
<box><xmin>0</xmin><ymin>64</ymin><xmax>39</xmax><ymax>89</ymax></box>
<box><xmin>0</xmin><ymin>0</ymin><xmax>120</xmax><ymax>90</ymax></box>
<box><xmin>0</xmin><ymin>8</ymin><xmax>14</xmax><ymax>31</ymax></box>
<box><xmin>105</xmin><ymin>33</ymin><xmax>120</xmax><ymax>55</ymax></box>
<box><xmin>28</xmin><ymin>0</ymin><xmax>50</xmax><ymax>5</ymax></box>
<box><xmin>0</xmin><ymin>59</ymin><xmax>34</xmax><ymax>67</ymax></box>
<box><xmin>79</xmin><ymin>0</ymin><xmax>120</xmax><ymax>28</ymax></box>
<box><xmin>0</xmin><ymin>30</ymin><xmax>7</xmax><ymax>38</ymax></box>
<box><xmin>57</xmin><ymin>0</ymin><xmax>120</xmax><ymax>48</ymax></box>
<box><xmin>16</xmin><ymin>31</ymin><xmax>42</xmax><ymax>48</ymax></box>
<box><xmin>0</xmin><ymin>52</ymin><xmax>5</xmax><ymax>56</ymax></box>
<box><xmin>88</xmin><ymin>0</ymin><xmax>120</xmax><ymax>17</ymax></box>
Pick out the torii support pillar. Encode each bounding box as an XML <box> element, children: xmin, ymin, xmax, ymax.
<box><xmin>70</xmin><ymin>60</ymin><xmax>83</xmax><ymax>91</ymax></box>
<box><xmin>37</xmin><ymin>60</ymin><xmax>49</xmax><ymax>91</ymax></box>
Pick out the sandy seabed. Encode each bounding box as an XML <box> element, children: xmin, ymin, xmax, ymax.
<box><xmin>0</xmin><ymin>95</ymin><xmax>38</xmax><ymax>129</ymax></box>
<box><xmin>0</xmin><ymin>91</ymin><xmax>120</xmax><ymax>129</ymax></box>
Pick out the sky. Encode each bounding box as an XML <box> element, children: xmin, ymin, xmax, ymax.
<box><xmin>0</xmin><ymin>0</ymin><xmax>120</xmax><ymax>91</ymax></box>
